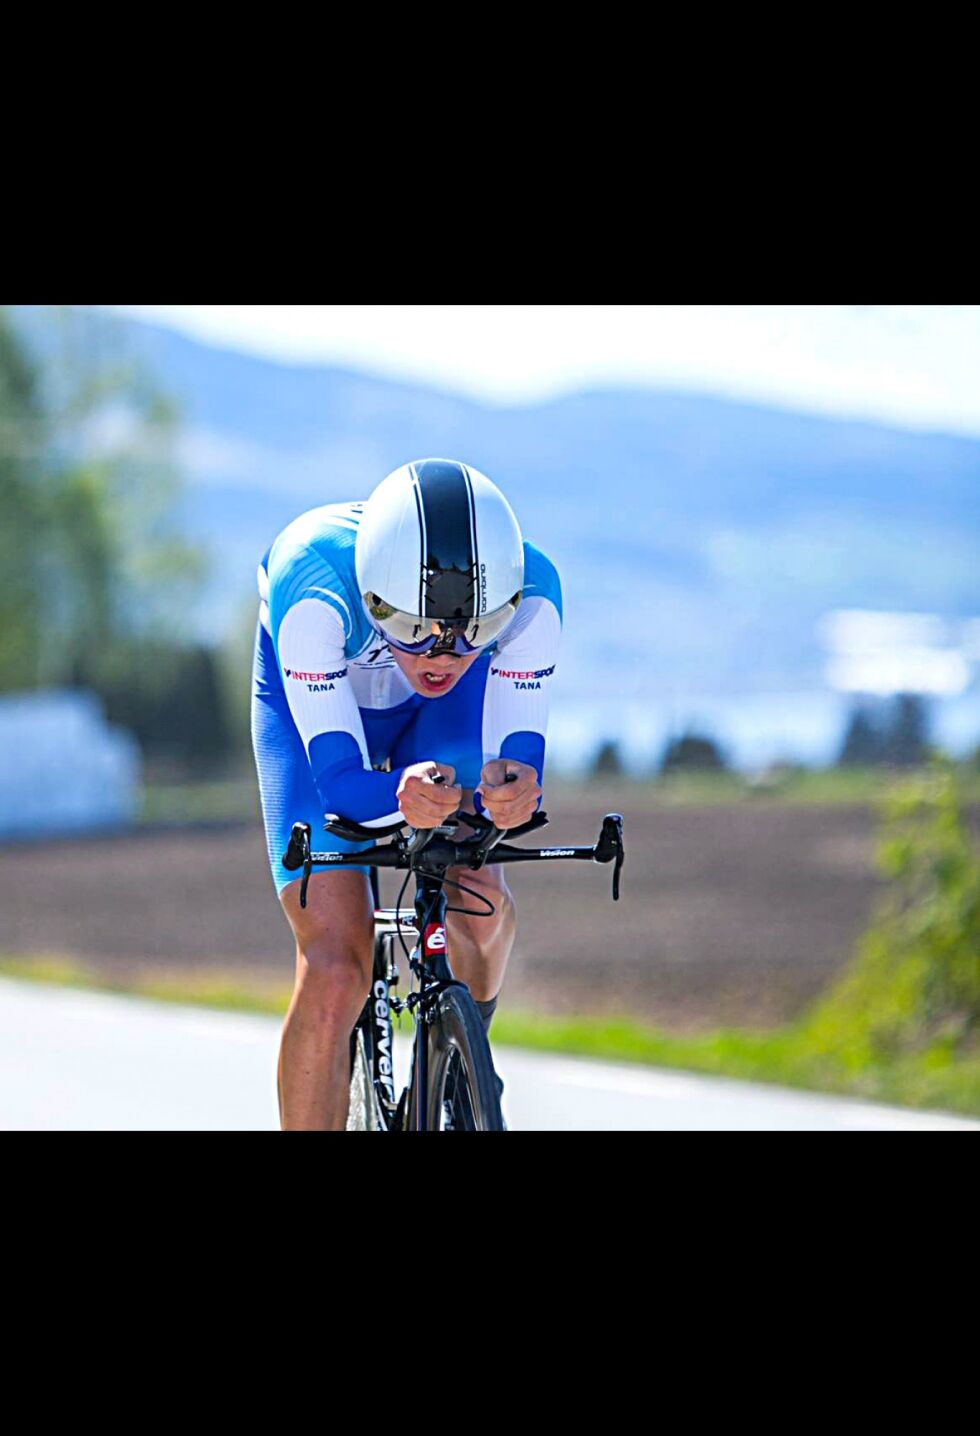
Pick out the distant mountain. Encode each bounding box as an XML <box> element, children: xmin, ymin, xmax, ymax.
<box><xmin>11</xmin><ymin>308</ymin><xmax>980</xmax><ymax>767</ymax></box>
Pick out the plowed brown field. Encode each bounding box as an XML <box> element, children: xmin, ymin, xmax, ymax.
<box><xmin>0</xmin><ymin>788</ymin><xmax>900</xmax><ymax>1028</ymax></box>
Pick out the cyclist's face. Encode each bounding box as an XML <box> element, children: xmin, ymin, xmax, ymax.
<box><xmin>388</xmin><ymin>644</ymin><xmax>481</xmax><ymax>698</ymax></box>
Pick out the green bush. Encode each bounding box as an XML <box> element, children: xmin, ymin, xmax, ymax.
<box><xmin>800</xmin><ymin>757</ymin><xmax>979</xmax><ymax>1100</ymax></box>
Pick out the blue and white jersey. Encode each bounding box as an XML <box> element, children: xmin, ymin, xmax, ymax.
<box><xmin>256</xmin><ymin>502</ymin><xmax>562</xmax><ymax>827</ymax></box>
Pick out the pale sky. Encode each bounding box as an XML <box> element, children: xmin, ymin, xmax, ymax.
<box><xmin>102</xmin><ymin>304</ymin><xmax>980</xmax><ymax>437</ymax></box>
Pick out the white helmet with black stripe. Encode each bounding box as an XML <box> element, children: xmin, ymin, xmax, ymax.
<box><xmin>356</xmin><ymin>459</ymin><xmax>524</xmax><ymax>655</ymax></box>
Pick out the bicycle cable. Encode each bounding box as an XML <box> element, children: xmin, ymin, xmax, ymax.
<box><xmin>442</xmin><ymin>875</ymin><xmax>497</xmax><ymax>918</ymax></box>
<box><xmin>394</xmin><ymin>868</ymin><xmax>414</xmax><ymax>966</ymax></box>
<box><xmin>393</xmin><ymin>867</ymin><xmax>497</xmax><ymax>969</ymax></box>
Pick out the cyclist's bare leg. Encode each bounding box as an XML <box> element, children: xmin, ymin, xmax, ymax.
<box><xmin>277</xmin><ymin>868</ymin><xmax>374</xmax><ymax>1132</ymax></box>
<box><xmin>444</xmin><ymin>795</ymin><xmax>516</xmax><ymax>1002</ymax></box>
<box><xmin>444</xmin><ymin>859</ymin><xmax>515</xmax><ymax>1001</ymax></box>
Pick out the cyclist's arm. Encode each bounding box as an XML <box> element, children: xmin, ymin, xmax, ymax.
<box><xmin>477</xmin><ymin>550</ymin><xmax>562</xmax><ymax>810</ymax></box>
<box><xmin>275</xmin><ymin>597</ymin><xmax>404</xmax><ymax>826</ymax></box>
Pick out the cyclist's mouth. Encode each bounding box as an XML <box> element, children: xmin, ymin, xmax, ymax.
<box><xmin>419</xmin><ymin>670</ymin><xmax>454</xmax><ymax>694</ymax></box>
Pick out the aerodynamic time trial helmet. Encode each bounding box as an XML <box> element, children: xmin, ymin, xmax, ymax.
<box><xmin>356</xmin><ymin>459</ymin><xmax>524</xmax><ymax>656</ymax></box>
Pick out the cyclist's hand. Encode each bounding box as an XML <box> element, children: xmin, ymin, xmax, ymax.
<box><xmin>476</xmin><ymin>759</ymin><xmax>541</xmax><ymax>829</ymax></box>
<box><xmin>396</xmin><ymin>763</ymin><xmax>461</xmax><ymax>829</ymax></box>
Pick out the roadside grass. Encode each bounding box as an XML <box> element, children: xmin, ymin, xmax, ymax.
<box><xmin>0</xmin><ymin>956</ymin><xmax>292</xmax><ymax>1016</ymax></box>
<box><xmin>491</xmin><ymin>1012</ymin><xmax>980</xmax><ymax>1117</ymax></box>
<box><xmin>4</xmin><ymin>956</ymin><xmax>976</xmax><ymax>1118</ymax></box>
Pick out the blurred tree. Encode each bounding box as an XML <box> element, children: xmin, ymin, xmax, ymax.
<box><xmin>219</xmin><ymin>597</ymin><xmax>263</xmax><ymax>763</ymax></box>
<box><xmin>839</xmin><ymin>703</ymin><xmax>882</xmax><ymax>765</ymax></box>
<box><xmin>88</xmin><ymin>640</ymin><xmax>230</xmax><ymax>769</ymax></box>
<box><xmin>0</xmin><ymin>305</ymin><xmax>227</xmax><ymax>765</ymax></box>
<box><xmin>590</xmin><ymin>739</ymin><xmax>625</xmax><ymax>778</ymax></box>
<box><xmin>659</xmin><ymin>731</ymin><xmax>727</xmax><ymax>774</ymax></box>
<box><xmin>0</xmin><ymin>312</ymin><xmax>46</xmax><ymax>690</ymax></box>
<box><xmin>29</xmin><ymin>306</ymin><xmax>203</xmax><ymax>660</ymax></box>
<box><xmin>882</xmin><ymin>693</ymin><xmax>931</xmax><ymax>768</ymax></box>
<box><xmin>838</xmin><ymin>694</ymin><xmax>932</xmax><ymax>768</ymax></box>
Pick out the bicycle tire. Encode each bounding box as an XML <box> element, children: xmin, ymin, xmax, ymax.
<box><xmin>421</xmin><ymin>986</ymin><xmax>505</xmax><ymax>1132</ymax></box>
<box><xmin>346</xmin><ymin>928</ymin><xmax>390</xmax><ymax>1132</ymax></box>
<box><xmin>346</xmin><ymin>1022</ymin><xmax>385</xmax><ymax>1131</ymax></box>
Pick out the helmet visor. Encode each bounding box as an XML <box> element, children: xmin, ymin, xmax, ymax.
<box><xmin>363</xmin><ymin>592</ymin><xmax>522</xmax><ymax>655</ymax></box>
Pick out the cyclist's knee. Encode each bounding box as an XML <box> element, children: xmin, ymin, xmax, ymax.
<box><xmin>292</xmin><ymin>941</ymin><xmax>372</xmax><ymax>1030</ymax></box>
<box><xmin>281</xmin><ymin>869</ymin><xmax>374</xmax><ymax>1017</ymax></box>
<box><xmin>282</xmin><ymin>871</ymin><xmax>372</xmax><ymax>955</ymax></box>
<box><xmin>298</xmin><ymin>935</ymin><xmax>369</xmax><ymax>981</ymax></box>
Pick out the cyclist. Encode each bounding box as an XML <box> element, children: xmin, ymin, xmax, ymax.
<box><xmin>252</xmin><ymin>459</ymin><xmax>562</xmax><ymax>1130</ymax></box>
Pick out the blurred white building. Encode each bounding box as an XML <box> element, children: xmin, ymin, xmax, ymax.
<box><xmin>0</xmin><ymin>690</ymin><xmax>141</xmax><ymax>839</ymax></box>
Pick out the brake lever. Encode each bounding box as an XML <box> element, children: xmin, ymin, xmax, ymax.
<box><xmin>613</xmin><ymin>847</ymin><xmax>624</xmax><ymax>901</ymax></box>
<box><xmin>281</xmin><ymin>822</ymin><xmax>314</xmax><ymax>909</ymax></box>
<box><xmin>594</xmin><ymin>813</ymin><xmax>625</xmax><ymax>901</ymax></box>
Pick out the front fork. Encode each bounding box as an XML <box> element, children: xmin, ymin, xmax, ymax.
<box><xmin>409</xmin><ymin>875</ymin><xmax>454</xmax><ymax>1131</ymax></box>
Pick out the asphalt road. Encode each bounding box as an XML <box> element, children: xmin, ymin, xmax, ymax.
<box><xmin>0</xmin><ymin>979</ymin><xmax>975</xmax><ymax>1132</ymax></box>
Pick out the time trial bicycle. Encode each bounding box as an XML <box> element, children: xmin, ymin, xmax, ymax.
<box><xmin>282</xmin><ymin>800</ymin><xmax>625</xmax><ymax>1131</ymax></box>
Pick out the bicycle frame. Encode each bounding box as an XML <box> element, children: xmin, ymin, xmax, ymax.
<box><xmin>363</xmin><ymin>861</ymin><xmax>491</xmax><ymax>1131</ymax></box>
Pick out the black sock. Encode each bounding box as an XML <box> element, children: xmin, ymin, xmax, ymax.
<box><xmin>475</xmin><ymin>996</ymin><xmax>505</xmax><ymax>1114</ymax></box>
<box><xmin>476</xmin><ymin>996</ymin><xmax>498</xmax><ymax>1034</ymax></box>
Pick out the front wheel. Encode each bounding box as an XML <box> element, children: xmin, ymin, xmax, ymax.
<box><xmin>347</xmin><ymin>1024</ymin><xmax>385</xmax><ymax>1131</ymax></box>
<box><xmin>423</xmin><ymin>986</ymin><xmax>505</xmax><ymax>1132</ymax></box>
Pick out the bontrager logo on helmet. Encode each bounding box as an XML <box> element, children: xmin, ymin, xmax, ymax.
<box><xmin>355</xmin><ymin>459</ymin><xmax>524</xmax><ymax>655</ymax></box>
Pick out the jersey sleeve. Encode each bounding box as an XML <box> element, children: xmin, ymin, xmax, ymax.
<box><xmin>271</xmin><ymin>584</ymin><xmax>403</xmax><ymax>827</ymax></box>
<box><xmin>479</xmin><ymin>545</ymin><xmax>562</xmax><ymax>804</ymax></box>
